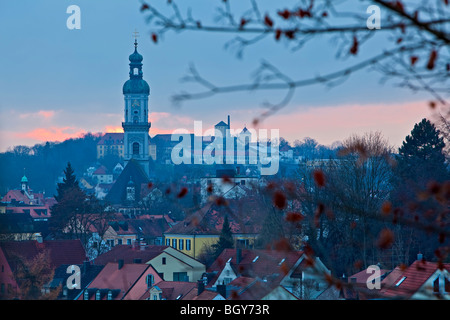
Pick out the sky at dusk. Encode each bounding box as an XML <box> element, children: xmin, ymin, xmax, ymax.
<box><xmin>0</xmin><ymin>1</ymin><xmax>437</xmax><ymax>153</ymax></box>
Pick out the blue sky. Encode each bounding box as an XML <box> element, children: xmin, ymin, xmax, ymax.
<box><xmin>0</xmin><ymin>0</ymin><xmax>435</xmax><ymax>152</ymax></box>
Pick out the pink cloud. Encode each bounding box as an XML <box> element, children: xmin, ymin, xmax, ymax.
<box><xmin>19</xmin><ymin>110</ymin><xmax>56</xmax><ymax>120</ymax></box>
<box><xmin>16</xmin><ymin>127</ymin><xmax>87</xmax><ymax>143</ymax></box>
<box><xmin>233</xmin><ymin>101</ymin><xmax>435</xmax><ymax>148</ymax></box>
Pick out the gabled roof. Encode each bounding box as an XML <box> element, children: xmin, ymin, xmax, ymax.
<box><xmin>381</xmin><ymin>260</ymin><xmax>450</xmax><ymax>299</ymax></box>
<box><xmin>49</xmin><ymin>263</ymin><xmax>104</xmax><ymax>300</ymax></box>
<box><xmin>148</xmin><ymin>281</ymin><xmax>197</xmax><ymax>300</ymax></box>
<box><xmin>93</xmin><ymin>165</ymin><xmax>109</xmax><ymax>175</ymax></box>
<box><xmin>0</xmin><ymin>240</ymin><xmax>86</xmax><ymax>271</ymax></box>
<box><xmin>348</xmin><ymin>267</ymin><xmax>390</xmax><ymax>284</ymax></box>
<box><xmin>83</xmin><ymin>262</ymin><xmax>158</xmax><ymax>300</ymax></box>
<box><xmin>181</xmin><ymin>287</ymin><xmax>223</xmax><ymax>300</ymax></box>
<box><xmin>208</xmin><ymin>248</ymin><xmax>305</xmax><ymax>286</ymax></box>
<box><xmin>165</xmin><ymin>198</ymin><xmax>263</xmax><ymax>236</ymax></box>
<box><xmin>215</xmin><ymin>121</ymin><xmax>228</xmax><ymax>127</ymax></box>
<box><xmin>105</xmin><ymin>159</ymin><xmax>150</xmax><ymax>205</ymax></box>
<box><xmin>93</xmin><ymin>244</ymin><xmax>168</xmax><ymax>265</ymax></box>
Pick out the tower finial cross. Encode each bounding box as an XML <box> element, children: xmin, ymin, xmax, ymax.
<box><xmin>133</xmin><ymin>29</ymin><xmax>139</xmax><ymax>47</ymax></box>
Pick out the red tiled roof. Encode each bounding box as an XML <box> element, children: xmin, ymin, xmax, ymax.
<box><xmin>381</xmin><ymin>260</ymin><xmax>450</xmax><ymax>299</ymax></box>
<box><xmin>93</xmin><ymin>244</ymin><xmax>168</xmax><ymax>265</ymax></box>
<box><xmin>348</xmin><ymin>268</ymin><xmax>390</xmax><ymax>284</ymax></box>
<box><xmin>86</xmin><ymin>262</ymin><xmax>156</xmax><ymax>300</ymax></box>
<box><xmin>93</xmin><ymin>165</ymin><xmax>109</xmax><ymax>175</ymax></box>
<box><xmin>181</xmin><ymin>287</ymin><xmax>222</xmax><ymax>300</ymax></box>
<box><xmin>208</xmin><ymin>248</ymin><xmax>305</xmax><ymax>286</ymax></box>
<box><xmin>1</xmin><ymin>240</ymin><xmax>86</xmax><ymax>270</ymax></box>
<box><xmin>5</xmin><ymin>205</ymin><xmax>52</xmax><ymax>219</ymax></box>
<box><xmin>151</xmin><ymin>281</ymin><xmax>197</xmax><ymax>300</ymax></box>
<box><xmin>166</xmin><ymin>198</ymin><xmax>264</xmax><ymax>236</ymax></box>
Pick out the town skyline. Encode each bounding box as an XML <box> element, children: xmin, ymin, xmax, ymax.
<box><xmin>0</xmin><ymin>1</ymin><xmax>438</xmax><ymax>153</ymax></box>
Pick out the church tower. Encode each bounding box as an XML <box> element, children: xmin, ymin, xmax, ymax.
<box><xmin>122</xmin><ymin>36</ymin><xmax>151</xmax><ymax>176</ymax></box>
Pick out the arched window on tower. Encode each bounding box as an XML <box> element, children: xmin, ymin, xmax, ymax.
<box><xmin>133</xmin><ymin>142</ymin><xmax>140</xmax><ymax>156</ymax></box>
<box><xmin>134</xmin><ymin>68</ymin><xmax>139</xmax><ymax>75</ymax></box>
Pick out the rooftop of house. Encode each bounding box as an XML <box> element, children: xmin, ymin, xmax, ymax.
<box><xmin>207</xmin><ymin>248</ymin><xmax>306</xmax><ymax>287</ymax></box>
<box><xmin>381</xmin><ymin>260</ymin><xmax>450</xmax><ymax>299</ymax></box>
<box><xmin>148</xmin><ymin>281</ymin><xmax>197</xmax><ymax>300</ymax></box>
<box><xmin>165</xmin><ymin>198</ymin><xmax>264</xmax><ymax>236</ymax></box>
<box><xmin>97</xmin><ymin>133</ymin><xmax>124</xmax><ymax>145</ymax></box>
<box><xmin>83</xmin><ymin>262</ymin><xmax>160</xmax><ymax>300</ymax></box>
<box><xmin>93</xmin><ymin>244</ymin><xmax>168</xmax><ymax>266</ymax></box>
<box><xmin>0</xmin><ymin>239</ymin><xmax>86</xmax><ymax>271</ymax></box>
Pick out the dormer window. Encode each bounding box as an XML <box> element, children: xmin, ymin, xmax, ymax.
<box><xmin>95</xmin><ymin>290</ymin><xmax>101</xmax><ymax>300</ymax></box>
<box><xmin>84</xmin><ymin>290</ymin><xmax>89</xmax><ymax>300</ymax></box>
<box><xmin>107</xmin><ymin>291</ymin><xmax>113</xmax><ymax>300</ymax></box>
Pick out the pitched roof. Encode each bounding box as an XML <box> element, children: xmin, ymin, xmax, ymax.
<box><xmin>93</xmin><ymin>244</ymin><xmax>168</xmax><ymax>265</ymax></box>
<box><xmin>208</xmin><ymin>248</ymin><xmax>305</xmax><ymax>286</ymax></box>
<box><xmin>105</xmin><ymin>159</ymin><xmax>150</xmax><ymax>204</ymax></box>
<box><xmin>98</xmin><ymin>133</ymin><xmax>124</xmax><ymax>145</ymax></box>
<box><xmin>0</xmin><ymin>240</ymin><xmax>86</xmax><ymax>270</ymax></box>
<box><xmin>381</xmin><ymin>260</ymin><xmax>450</xmax><ymax>299</ymax></box>
<box><xmin>165</xmin><ymin>198</ymin><xmax>264</xmax><ymax>236</ymax></box>
<box><xmin>149</xmin><ymin>281</ymin><xmax>197</xmax><ymax>300</ymax></box>
<box><xmin>215</xmin><ymin>121</ymin><xmax>228</xmax><ymax>127</ymax></box>
<box><xmin>181</xmin><ymin>287</ymin><xmax>223</xmax><ymax>300</ymax></box>
<box><xmin>93</xmin><ymin>165</ymin><xmax>109</xmax><ymax>175</ymax></box>
<box><xmin>84</xmin><ymin>262</ymin><xmax>153</xmax><ymax>300</ymax></box>
<box><xmin>49</xmin><ymin>263</ymin><xmax>104</xmax><ymax>300</ymax></box>
<box><xmin>348</xmin><ymin>268</ymin><xmax>390</xmax><ymax>284</ymax></box>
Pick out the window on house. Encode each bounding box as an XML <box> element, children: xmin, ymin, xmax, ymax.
<box><xmin>166</xmin><ymin>239</ymin><xmax>170</xmax><ymax>246</ymax></box>
<box><xmin>433</xmin><ymin>277</ymin><xmax>440</xmax><ymax>293</ymax></box>
<box><xmin>162</xmin><ymin>257</ymin><xmax>166</xmax><ymax>265</ymax></box>
<box><xmin>127</xmin><ymin>239</ymin><xmax>132</xmax><ymax>245</ymax></box>
<box><xmin>153</xmin><ymin>294</ymin><xmax>158</xmax><ymax>300</ymax></box>
<box><xmin>84</xmin><ymin>290</ymin><xmax>89</xmax><ymax>300</ymax></box>
<box><xmin>146</xmin><ymin>274</ymin><xmax>154</xmax><ymax>288</ymax></box>
<box><xmin>179</xmin><ymin>239</ymin><xmax>184</xmax><ymax>250</ymax></box>
<box><xmin>173</xmin><ymin>272</ymin><xmax>188</xmax><ymax>282</ymax></box>
<box><xmin>96</xmin><ymin>290</ymin><xmax>101</xmax><ymax>300</ymax></box>
<box><xmin>186</xmin><ymin>239</ymin><xmax>191</xmax><ymax>251</ymax></box>
<box><xmin>117</xmin><ymin>239</ymin><xmax>122</xmax><ymax>245</ymax></box>
<box><xmin>395</xmin><ymin>276</ymin><xmax>406</xmax><ymax>287</ymax></box>
<box><xmin>172</xmin><ymin>239</ymin><xmax>177</xmax><ymax>249</ymax></box>
<box><xmin>107</xmin><ymin>291</ymin><xmax>112</xmax><ymax>300</ymax></box>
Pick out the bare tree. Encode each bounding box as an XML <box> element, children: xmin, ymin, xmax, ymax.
<box><xmin>140</xmin><ymin>0</ymin><xmax>449</xmax><ymax>124</ymax></box>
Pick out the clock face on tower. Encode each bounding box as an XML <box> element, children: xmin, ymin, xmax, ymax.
<box><xmin>132</xmin><ymin>99</ymin><xmax>140</xmax><ymax>107</ymax></box>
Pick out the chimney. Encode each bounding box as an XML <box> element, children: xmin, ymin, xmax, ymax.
<box><xmin>118</xmin><ymin>259</ymin><xmax>124</xmax><ymax>270</ymax></box>
<box><xmin>417</xmin><ymin>252</ymin><xmax>423</xmax><ymax>261</ymax></box>
<box><xmin>236</xmin><ymin>248</ymin><xmax>242</xmax><ymax>265</ymax></box>
<box><xmin>197</xmin><ymin>280</ymin><xmax>205</xmax><ymax>296</ymax></box>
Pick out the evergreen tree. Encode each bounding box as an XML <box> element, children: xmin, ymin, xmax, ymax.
<box><xmin>212</xmin><ymin>215</ymin><xmax>234</xmax><ymax>258</ymax></box>
<box><xmin>393</xmin><ymin>118</ymin><xmax>449</xmax><ymax>201</ymax></box>
<box><xmin>390</xmin><ymin>118</ymin><xmax>449</xmax><ymax>262</ymax></box>
<box><xmin>54</xmin><ymin>162</ymin><xmax>80</xmax><ymax>202</ymax></box>
<box><xmin>50</xmin><ymin>162</ymin><xmax>87</xmax><ymax>238</ymax></box>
